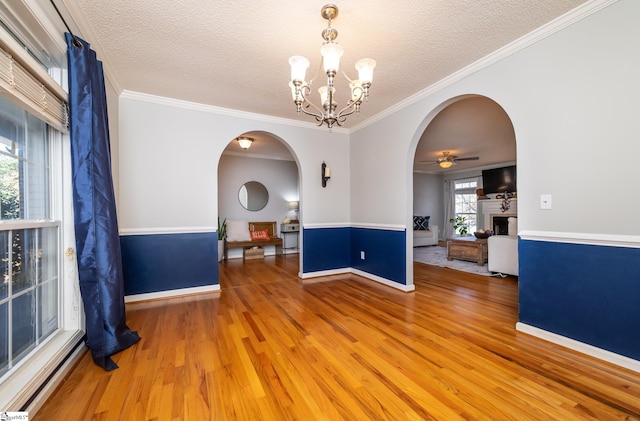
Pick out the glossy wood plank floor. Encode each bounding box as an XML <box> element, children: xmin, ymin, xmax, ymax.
<box><xmin>35</xmin><ymin>255</ymin><xmax>640</xmax><ymax>420</ymax></box>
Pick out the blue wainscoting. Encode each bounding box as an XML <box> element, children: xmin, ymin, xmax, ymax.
<box><xmin>303</xmin><ymin>226</ymin><xmax>407</xmax><ymax>286</ymax></box>
<box><xmin>351</xmin><ymin>227</ymin><xmax>406</xmax><ymax>285</ymax></box>
<box><xmin>519</xmin><ymin>239</ymin><xmax>640</xmax><ymax>360</ymax></box>
<box><xmin>120</xmin><ymin>232</ymin><xmax>218</xmax><ymax>295</ymax></box>
<box><xmin>303</xmin><ymin>227</ymin><xmax>351</xmax><ymax>272</ymax></box>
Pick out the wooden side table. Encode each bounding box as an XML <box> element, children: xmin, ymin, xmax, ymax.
<box><xmin>447</xmin><ymin>237</ymin><xmax>488</xmax><ymax>266</ymax></box>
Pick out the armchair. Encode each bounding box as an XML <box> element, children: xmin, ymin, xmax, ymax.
<box><xmin>487</xmin><ymin>217</ymin><xmax>518</xmax><ymax>276</ymax></box>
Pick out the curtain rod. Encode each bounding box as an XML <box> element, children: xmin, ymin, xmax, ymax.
<box><xmin>49</xmin><ymin>0</ymin><xmax>83</xmax><ymax>48</ymax></box>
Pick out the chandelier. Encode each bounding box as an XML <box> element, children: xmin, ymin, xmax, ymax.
<box><xmin>288</xmin><ymin>4</ymin><xmax>376</xmax><ymax>130</ymax></box>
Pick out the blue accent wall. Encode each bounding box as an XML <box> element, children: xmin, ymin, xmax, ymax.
<box><xmin>351</xmin><ymin>227</ymin><xmax>406</xmax><ymax>285</ymax></box>
<box><xmin>303</xmin><ymin>227</ymin><xmax>351</xmax><ymax>272</ymax></box>
<box><xmin>120</xmin><ymin>232</ymin><xmax>218</xmax><ymax>295</ymax></box>
<box><xmin>303</xmin><ymin>226</ymin><xmax>406</xmax><ymax>285</ymax></box>
<box><xmin>519</xmin><ymin>239</ymin><xmax>640</xmax><ymax>360</ymax></box>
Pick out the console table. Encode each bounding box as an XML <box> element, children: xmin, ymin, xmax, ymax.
<box><xmin>447</xmin><ymin>237</ymin><xmax>488</xmax><ymax>266</ymax></box>
<box><xmin>281</xmin><ymin>223</ymin><xmax>300</xmax><ymax>251</ymax></box>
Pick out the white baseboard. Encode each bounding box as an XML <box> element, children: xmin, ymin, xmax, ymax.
<box><xmin>350</xmin><ymin>269</ymin><xmax>415</xmax><ymax>292</ymax></box>
<box><xmin>516</xmin><ymin>322</ymin><xmax>640</xmax><ymax>373</ymax></box>
<box><xmin>300</xmin><ymin>267</ymin><xmax>414</xmax><ymax>292</ymax></box>
<box><xmin>299</xmin><ymin>268</ymin><xmax>351</xmax><ymax>278</ymax></box>
<box><xmin>125</xmin><ymin>284</ymin><xmax>220</xmax><ymax>303</ymax></box>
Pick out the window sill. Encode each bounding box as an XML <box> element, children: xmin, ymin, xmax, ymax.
<box><xmin>0</xmin><ymin>329</ymin><xmax>85</xmax><ymax>411</ymax></box>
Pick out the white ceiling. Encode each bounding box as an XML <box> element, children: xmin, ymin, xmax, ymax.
<box><xmin>413</xmin><ymin>96</ymin><xmax>516</xmax><ymax>174</ymax></box>
<box><xmin>63</xmin><ymin>0</ymin><xmax>587</xmax><ymax>167</ymax></box>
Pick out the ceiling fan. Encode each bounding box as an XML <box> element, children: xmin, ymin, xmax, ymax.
<box><xmin>420</xmin><ymin>151</ymin><xmax>479</xmax><ymax>169</ymax></box>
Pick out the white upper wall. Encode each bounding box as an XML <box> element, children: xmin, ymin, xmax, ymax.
<box><xmin>117</xmin><ymin>94</ymin><xmax>350</xmax><ymax>232</ymax></box>
<box><xmin>105</xmin><ymin>79</ymin><xmax>120</xmax><ymax>208</ymax></box>
<box><xmin>413</xmin><ymin>172</ymin><xmax>443</xmax><ymax>231</ymax></box>
<box><xmin>352</xmin><ymin>0</ymin><xmax>640</xmax><ymax>237</ymax></box>
<box><xmin>116</xmin><ymin>1</ymin><xmax>639</xmax><ymax>239</ymax></box>
<box><xmin>218</xmin><ymin>154</ymin><xmax>298</xmax><ymax>228</ymax></box>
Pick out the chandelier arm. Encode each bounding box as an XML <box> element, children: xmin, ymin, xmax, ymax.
<box><xmin>297</xmin><ymin>87</ymin><xmax>327</xmax><ymax>121</ymax></box>
<box><xmin>336</xmin><ymin>102</ymin><xmax>358</xmax><ymax>121</ymax></box>
<box><xmin>308</xmin><ymin>60</ymin><xmax>323</xmax><ymax>87</ymax></box>
<box><xmin>341</xmin><ymin>69</ymin><xmax>355</xmax><ymax>83</ymax></box>
<box><xmin>299</xmin><ymin>104</ymin><xmax>325</xmax><ymax>122</ymax></box>
<box><xmin>335</xmin><ymin>85</ymin><xmax>365</xmax><ymax>120</ymax></box>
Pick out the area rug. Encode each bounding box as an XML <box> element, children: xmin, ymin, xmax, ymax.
<box><xmin>413</xmin><ymin>246</ymin><xmax>491</xmax><ymax>276</ymax></box>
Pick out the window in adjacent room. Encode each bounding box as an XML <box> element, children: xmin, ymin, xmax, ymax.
<box><xmin>453</xmin><ymin>178</ymin><xmax>478</xmax><ymax>234</ymax></box>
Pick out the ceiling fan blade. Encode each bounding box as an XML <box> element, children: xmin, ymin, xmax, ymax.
<box><xmin>455</xmin><ymin>156</ymin><xmax>479</xmax><ymax>161</ymax></box>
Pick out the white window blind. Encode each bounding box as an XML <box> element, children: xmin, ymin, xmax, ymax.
<box><xmin>0</xmin><ymin>36</ymin><xmax>68</xmax><ymax>133</ymax></box>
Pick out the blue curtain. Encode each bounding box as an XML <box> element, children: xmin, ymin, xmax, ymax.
<box><xmin>66</xmin><ymin>33</ymin><xmax>140</xmax><ymax>371</ymax></box>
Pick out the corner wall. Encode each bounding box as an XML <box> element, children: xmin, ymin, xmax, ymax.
<box><xmin>351</xmin><ymin>0</ymin><xmax>640</xmax><ymax>364</ymax></box>
<box><xmin>117</xmin><ymin>93</ymin><xmax>351</xmax><ymax>297</ymax></box>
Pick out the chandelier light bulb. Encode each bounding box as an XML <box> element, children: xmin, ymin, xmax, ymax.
<box><xmin>321</xmin><ymin>42</ymin><xmax>344</xmax><ymax>73</ymax></box>
<box><xmin>289</xmin><ymin>56</ymin><xmax>310</xmax><ymax>82</ymax></box>
<box><xmin>318</xmin><ymin>85</ymin><xmax>337</xmax><ymax>107</ymax></box>
<box><xmin>355</xmin><ymin>58</ymin><xmax>376</xmax><ymax>85</ymax></box>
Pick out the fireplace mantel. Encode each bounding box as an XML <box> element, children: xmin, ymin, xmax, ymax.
<box><xmin>478</xmin><ymin>199</ymin><xmax>517</xmax><ymax>230</ymax></box>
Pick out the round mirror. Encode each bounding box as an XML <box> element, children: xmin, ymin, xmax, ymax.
<box><xmin>238</xmin><ymin>181</ymin><xmax>269</xmax><ymax>211</ymax></box>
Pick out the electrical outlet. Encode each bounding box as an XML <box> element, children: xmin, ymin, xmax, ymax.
<box><xmin>360</xmin><ymin>251</ymin><xmax>365</xmax><ymax>260</ymax></box>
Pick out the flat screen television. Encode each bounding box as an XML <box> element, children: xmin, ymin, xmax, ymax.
<box><xmin>482</xmin><ymin>165</ymin><xmax>516</xmax><ymax>194</ymax></box>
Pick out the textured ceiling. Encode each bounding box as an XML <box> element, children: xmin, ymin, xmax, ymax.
<box><xmin>413</xmin><ymin>96</ymin><xmax>516</xmax><ymax>174</ymax></box>
<box><xmin>64</xmin><ymin>0</ymin><xmax>587</xmax><ymax>130</ymax></box>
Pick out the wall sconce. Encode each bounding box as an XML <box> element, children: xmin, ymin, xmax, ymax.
<box><xmin>322</xmin><ymin>162</ymin><xmax>331</xmax><ymax>187</ymax></box>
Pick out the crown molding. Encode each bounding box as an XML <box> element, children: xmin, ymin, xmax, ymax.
<box><xmin>120</xmin><ymin>90</ymin><xmax>350</xmax><ymax>134</ymax></box>
<box><xmin>60</xmin><ymin>0</ymin><xmax>617</xmax><ymax>135</ymax></box>
<box><xmin>351</xmin><ymin>0</ymin><xmax>618</xmax><ymax>133</ymax></box>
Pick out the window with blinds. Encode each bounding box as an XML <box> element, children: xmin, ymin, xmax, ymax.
<box><xmin>0</xmin><ymin>32</ymin><xmax>68</xmax><ymax>132</ymax></box>
<box><xmin>0</xmin><ymin>45</ymin><xmax>69</xmax><ymax>131</ymax></box>
<box><xmin>0</xmin><ymin>3</ymin><xmax>81</xmax><ymax>411</ymax></box>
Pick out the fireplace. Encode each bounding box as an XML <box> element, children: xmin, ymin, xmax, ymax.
<box><xmin>490</xmin><ymin>214</ymin><xmax>516</xmax><ymax>235</ymax></box>
<box><xmin>479</xmin><ymin>199</ymin><xmax>518</xmax><ymax>232</ymax></box>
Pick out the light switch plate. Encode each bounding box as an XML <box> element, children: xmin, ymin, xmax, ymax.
<box><xmin>540</xmin><ymin>194</ymin><xmax>552</xmax><ymax>210</ymax></box>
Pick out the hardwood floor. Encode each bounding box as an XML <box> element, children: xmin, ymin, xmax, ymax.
<box><xmin>35</xmin><ymin>256</ymin><xmax>640</xmax><ymax>420</ymax></box>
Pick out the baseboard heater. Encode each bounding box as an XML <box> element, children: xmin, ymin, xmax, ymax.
<box><xmin>21</xmin><ymin>334</ymin><xmax>86</xmax><ymax>412</ymax></box>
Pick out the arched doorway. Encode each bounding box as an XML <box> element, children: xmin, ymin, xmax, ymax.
<box><xmin>410</xmin><ymin>95</ymin><xmax>516</xmax><ymax>279</ymax></box>
<box><xmin>217</xmin><ymin>131</ymin><xmax>302</xmax><ymax>272</ymax></box>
